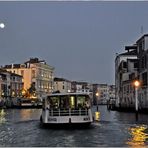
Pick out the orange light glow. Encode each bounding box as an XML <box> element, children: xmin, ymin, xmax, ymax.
<box><xmin>134</xmin><ymin>80</ymin><xmax>140</xmax><ymax>88</ymax></box>
<box><xmin>127</xmin><ymin>125</ymin><xmax>148</xmax><ymax>147</ymax></box>
<box><xmin>96</xmin><ymin>92</ymin><xmax>99</xmax><ymax>97</ymax></box>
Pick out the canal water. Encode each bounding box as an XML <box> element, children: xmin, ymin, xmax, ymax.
<box><xmin>0</xmin><ymin>105</ymin><xmax>148</xmax><ymax>147</ymax></box>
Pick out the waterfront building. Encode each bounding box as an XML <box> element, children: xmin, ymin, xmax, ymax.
<box><xmin>120</xmin><ymin>58</ymin><xmax>138</xmax><ymax>108</ymax></box>
<box><xmin>54</xmin><ymin>77</ymin><xmax>71</xmax><ymax>93</ymax></box>
<box><xmin>93</xmin><ymin>84</ymin><xmax>109</xmax><ymax>105</ymax></box>
<box><xmin>115</xmin><ymin>34</ymin><xmax>148</xmax><ymax>110</ymax></box>
<box><xmin>0</xmin><ymin>69</ymin><xmax>10</xmax><ymax>98</ymax></box>
<box><xmin>3</xmin><ymin>58</ymin><xmax>54</xmax><ymax>99</ymax></box>
<box><xmin>115</xmin><ymin>45</ymin><xmax>137</xmax><ymax>108</ymax></box>
<box><xmin>10</xmin><ymin>73</ymin><xmax>23</xmax><ymax>98</ymax></box>
<box><xmin>71</xmin><ymin>81</ymin><xmax>92</xmax><ymax>93</ymax></box>
<box><xmin>71</xmin><ymin>81</ymin><xmax>77</xmax><ymax>93</ymax></box>
<box><xmin>0</xmin><ymin>69</ymin><xmax>23</xmax><ymax>98</ymax></box>
<box><xmin>136</xmin><ymin>34</ymin><xmax>148</xmax><ymax>109</ymax></box>
<box><xmin>71</xmin><ymin>81</ymin><xmax>93</xmax><ymax>104</ymax></box>
<box><xmin>108</xmin><ymin>85</ymin><xmax>115</xmax><ymax>100</ymax></box>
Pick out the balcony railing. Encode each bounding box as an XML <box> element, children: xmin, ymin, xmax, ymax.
<box><xmin>48</xmin><ymin>108</ymin><xmax>89</xmax><ymax>116</ymax></box>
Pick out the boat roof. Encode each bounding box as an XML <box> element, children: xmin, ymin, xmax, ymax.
<box><xmin>46</xmin><ymin>92</ymin><xmax>90</xmax><ymax>97</ymax></box>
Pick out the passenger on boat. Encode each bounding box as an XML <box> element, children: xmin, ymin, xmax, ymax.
<box><xmin>85</xmin><ymin>101</ymin><xmax>90</xmax><ymax>109</ymax></box>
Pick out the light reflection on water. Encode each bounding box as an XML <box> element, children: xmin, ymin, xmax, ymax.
<box><xmin>1</xmin><ymin>107</ymin><xmax>148</xmax><ymax>146</ymax></box>
<box><xmin>20</xmin><ymin>109</ymin><xmax>33</xmax><ymax>120</ymax></box>
<box><xmin>0</xmin><ymin>109</ymin><xmax>6</xmax><ymax>124</ymax></box>
<box><xmin>127</xmin><ymin>125</ymin><xmax>148</xmax><ymax>147</ymax></box>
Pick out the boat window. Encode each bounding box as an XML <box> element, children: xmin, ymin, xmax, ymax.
<box><xmin>76</xmin><ymin>95</ymin><xmax>90</xmax><ymax>109</ymax></box>
<box><xmin>77</xmin><ymin>95</ymin><xmax>85</xmax><ymax>108</ymax></box>
<box><xmin>69</xmin><ymin>96</ymin><xmax>75</xmax><ymax>109</ymax></box>
<box><xmin>60</xmin><ymin>96</ymin><xmax>69</xmax><ymax>109</ymax></box>
<box><xmin>49</xmin><ymin>96</ymin><xmax>60</xmax><ymax>109</ymax></box>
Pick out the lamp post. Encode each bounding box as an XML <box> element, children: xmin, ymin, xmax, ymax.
<box><xmin>134</xmin><ymin>80</ymin><xmax>140</xmax><ymax>121</ymax></box>
<box><xmin>96</xmin><ymin>92</ymin><xmax>99</xmax><ymax>111</ymax></box>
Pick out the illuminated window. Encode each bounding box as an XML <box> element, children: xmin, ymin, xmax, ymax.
<box><xmin>70</xmin><ymin>96</ymin><xmax>75</xmax><ymax>109</ymax></box>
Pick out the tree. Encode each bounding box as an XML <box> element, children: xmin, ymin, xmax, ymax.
<box><xmin>28</xmin><ymin>82</ymin><xmax>36</xmax><ymax>96</ymax></box>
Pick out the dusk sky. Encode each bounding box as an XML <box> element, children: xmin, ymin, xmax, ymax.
<box><xmin>0</xmin><ymin>1</ymin><xmax>148</xmax><ymax>84</ymax></box>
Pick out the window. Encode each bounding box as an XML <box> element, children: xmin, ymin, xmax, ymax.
<box><xmin>70</xmin><ymin>96</ymin><xmax>75</xmax><ymax>109</ymax></box>
<box><xmin>123</xmin><ymin>62</ymin><xmax>127</xmax><ymax>68</ymax></box>
<box><xmin>134</xmin><ymin>61</ymin><xmax>138</xmax><ymax>68</ymax></box>
<box><xmin>48</xmin><ymin>95</ymin><xmax>90</xmax><ymax>110</ymax></box>
<box><xmin>141</xmin><ymin>56</ymin><xmax>145</xmax><ymax>69</ymax></box>
<box><xmin>141</xmin><ymin>55</ymin><xmax>147</xmax><ymax>69</ymax></box>
<box><xmin>77</xmin><ymin>95</ymin><xmax>87</xmax><ymax>108</ymax></box>
<box><xmin>60</xmin><ymin>96</ymin><xmax>69</xmax><ymax>109</ymax></box>
<box><xmin>49</xmin><ymin>96</ymin><xmax>60</xmax><ymax>109</ymax></box>
<box><xmin>142</xmin><ymin>72</ymin><xmax>147</xmax><ymax>86</ymax></box>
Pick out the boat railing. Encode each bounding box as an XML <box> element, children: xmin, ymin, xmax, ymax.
<box><xmin>48</xmin><ymin>108</ymin><xmax>89</xmax><ymax>116</ymax></box>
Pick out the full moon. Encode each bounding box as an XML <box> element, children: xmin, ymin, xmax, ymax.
<box><xmin>0</xmin><ymin>23</ymin><xmax>5</xmax><ymax>28</ymax></box>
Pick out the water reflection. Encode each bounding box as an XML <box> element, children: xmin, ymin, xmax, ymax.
<box><xmin>95</xmin><ymin>111</ymin><xmax>100</xmax><ymax>121</ymax></box>
<box><xmin>20</xmin><ymin>109</ymin><xmax>33</xmax><ymax>120</ymax></box>
<box><xmin>127</xmin><ymin>125</ymin><xmax>148</xmax><ymax>147</ymax></box>
<box><xmin>0</xmin><ymin>109</ymin><xmax>6</xmax><ymax>124</ymax></box>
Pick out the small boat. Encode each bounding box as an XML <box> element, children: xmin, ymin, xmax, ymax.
<box><xmin>40</xmin><ymin>92</ymin><xmax>93</xmax><ymax>127</ymax></box>
<box><xmin>12</xmin><ymin>98</ymin><xmax>42</xmax><ymax>108</ymax></box>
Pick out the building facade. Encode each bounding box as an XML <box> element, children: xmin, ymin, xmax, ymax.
<box><xmin>115</xmin><ymin>46</ymin><xmax>137</xmax><ymax>108</ymax></box>
<box><xmin>136</xmin><ymin>34</ymin><xmax>148</xmax><ymax>109</ymax></box>
<box><xmin>54</xmin><ymin>77</ymin><xmax>71</xmax><ymax>93</ymax></box>
<box><xmin>0</xmin><ymin>70</ymin><xmax>9</xmax><ymax>98</ymax></box>
<box><xmin>0</xmin><ymin>69</ymin><xmax>23</xmax><ymax>99</ymax></box>
<box><xmin>93</xmin><ymin>84</ymin><xmax>115</xmax><ymax>105</ymax></box>
<box><xmin>115</xmin><ymin>34</ymin><xmax>148</xmax><ymax>110</ymax></box>
<box><xmin>71</xmin><ymin>81</ymin><xmax>93</xmax><ymax>93</ymax></box>
<box><xmin>3</xmin><ymin>58</ymin><xmax>54</xmax><ymax>99</ymax></box>
<box><xmin>108</xmin><ymin>85</ymin><xmax>115</xmax><ymax>100</ymax></box>
<box><xmin>10</xmin><ymin>73</ymin><xmax>23</xmax><ymax>98</ymax></box>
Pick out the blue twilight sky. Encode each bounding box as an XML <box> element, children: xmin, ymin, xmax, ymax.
<box><xmin>0</xmin><ymin>1</ymin><xmax>148</xmax><ymax>84</ymax></box>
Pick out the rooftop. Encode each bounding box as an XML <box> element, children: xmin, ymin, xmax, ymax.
<box><xmin>24</xmin><ymin>58</ymin><xmax>45</xmax><ymax>64</ymax></box>
<box><xmin>119</xmin><ymin>49</ymin><xmax>137</xmax><ymax>56</ymax></box>
<box><xmin>136</xmin><ymin>34</ymin><xmax>148</xmax><ymax>43</ymax></box>
<box><xmin>54</xmin><ymin>77</ymin><xmax>70</xmax><ymax>82</ymax></box>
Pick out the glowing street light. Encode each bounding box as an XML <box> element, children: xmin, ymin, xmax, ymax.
<box><xmin>134</xmin><ymin>80</ymin><xmax>140</xmax><ymax>88</ymax></box>
<box><xmin>133</xmin><ymin>80</ymin><xmax>140</xmax><ymax>120</ymax></box>
<box><xmin>96</xmin><ymin>92</ymin><xmax>99</xmax><ymax>111</ymax></box>
<box><xmin>96</xmin><ymin>92</ymin><xmax>99</xmax><ymax>97</ymax></box>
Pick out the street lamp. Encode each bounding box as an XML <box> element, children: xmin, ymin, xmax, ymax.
<box><xmin>96</xmin><ymin>92</ymin><xmax>99</xmax><ymax>111</ymax></box>
<box><xmin>133</xmin><ymin>80</ymin><xmax>140</xmax><ymax>120</ymax></box>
